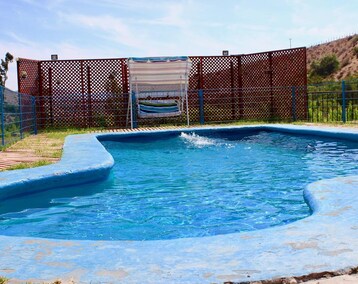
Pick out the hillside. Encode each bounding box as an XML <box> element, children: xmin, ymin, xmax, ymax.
<box><xmin>307</xmin><ymin>34</ymin><xmax>358</xmax><ymax>80</ymax></box>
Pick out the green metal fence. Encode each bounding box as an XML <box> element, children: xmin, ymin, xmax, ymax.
<box><xmin>307</xmin><ymin>80</ymin><xmax>358</xmax><ymax>123</ymax></box>
<box><xmin>0</xmin><ymin>85</ymin><xmax>37</xmax><ymax>147</ymax></box>
<box><xmin>0</xmin><ymin>80</ymin><xmax>357</xmax><ymax>146</ymax></box>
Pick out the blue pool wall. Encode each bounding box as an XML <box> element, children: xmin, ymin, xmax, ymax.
<box><xmin>1</xmin><ymin>125</ymin><xmax>358</xmax><ymax>283</ymax></box>
<box><xmin>0</xmin><ymin>134</ymin><xmax>114</xmax><ymax>201</ymax></box>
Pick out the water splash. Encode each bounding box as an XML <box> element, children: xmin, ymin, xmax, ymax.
<box><xmin>180</xmin><ymin>132</ymin><xmax>217</xmax><ymax>148</ymax></box>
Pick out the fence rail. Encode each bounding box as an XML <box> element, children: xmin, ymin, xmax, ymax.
<box><xmin>31</xmin><ymin>80</ymin><xmax>358</xmax><ymax>130</ymax></box>
<box><xmin>307</xmin><ymin>80</ymin><xmax>358</xmax><ymax>123</ymax></box>
<box><xmin>0</xmin><ymin>86</ymin><xmax>37</xmax><ymax>147</ymax></box>
<box><xmin>0</xmin><ymin>80</ymin><xmax>357</xmax><ymax>147</ymax></box>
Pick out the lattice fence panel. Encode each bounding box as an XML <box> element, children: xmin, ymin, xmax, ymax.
<box><xmin>241</xmin><ymin>53</ymin><xmax>270</xmax><ymax>88</ymax></box>
<box><xmin>202</xmin><ymin>89</ymin><xmax>238</xmax><ymax>122</ymax></box>
<box><xmin>272</xmin><ymin>48</ymin><xmax>306</xmax><ymax>87</ymax></box>
<box><xmin>240</xmin><ymin>87</ymin><xmax>272</xmax><ymax>120</ymax></box>
<box><xmin>188</xmin><ymin>57</ymin><xmax>201</xmax><ymax>90</ymax></box>
<box><xmin>19</xmin><ymin>48</ymin><xmax>306</xmax><ymax>129</ymax></box>
<box><xmin>17</xmin><ymin>59</ymin><xmax>39</xmax><ymax>97</ymax></box>
<box><xmin>40</xmin><ymin>60</ymin><xmax>83</xmax><ymax>128</ymax></box>
<box><xmin>240</xmin><ymin>53</ymin><xmax>271</xmax><ymax>119</ymax></box>
<box><xmin>189</xmin><ymin>56</ymin><xmax>239</xmax><ymax>89</ymax></box>
<box><xmin>272</xmin><ymin>48</ymin><xmax>307</xmax><ymax>120</ymax></box>
<box><xmin>188</xmin><ymin>90</ymin><xmax>200</xmax><ymax>124</ymax></box>
<box><xmin>202</xmin><ymin>56</ymin><xmax>234</xmax><ymax>89</ymax></box>
<box><xmin>271</xmin><ymin>86</ymin><xmax>293</xmax><ymax>120</ymax></box>
<box><xmin>83</xmin><ymin>59</ymin><xmax>127</xmax><ymax>128</ymax></box>
<box><xmin>187</xmin><ymin>56</ymin><xmax>240</xmax><ymax>122</ymax></box>
<box><xmin>36</xmin><ymin>58</ymin><xmax>129</xmax><ymax>128</ymax></box>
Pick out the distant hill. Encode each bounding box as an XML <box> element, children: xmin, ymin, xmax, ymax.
<box><xmin>307</xmin><ymin>34</ymin><xmax>358</xmax><ymax>80</ymax></box>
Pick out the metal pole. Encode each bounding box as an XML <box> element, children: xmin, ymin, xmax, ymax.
<box><xmin>230</xmin><ymin>61</ymin><xmax>235</xmax><ymax>120</ymax></box>
<box><xmin>48</xmin><ymin>67</ymin><xmax>54</xmax><ymax>127</ymax></box>
<box><xmin>184</xmin><ymin>61</ymin><xmax>190</xmax><ymax>127</ymax></box>
<box><xmin>32</xmin><ymin>96</ymin><xmax>38</xmax><ymax>135</ymax></box>
<box><xmin>80</xmin><ymin>61</ymin><xmax>86</xmax><ymax>127</ymax></box>
<box><xmin>129</xmin><ymin>91</ymin><xmax>133</xmax><ymax>129</ymax></box>
<box><xmin>237</xmin><ymin>56</ymin><xmax>243</xmax><ymax>119</ymax></box>
<box><xmin>131</xmin><ymin>79</ymin><xmax>139</xmax><ymax>129</ymax></box>
<box><xmin>186</xmin><ymin>91</ymin><xmax>189</xmax><ymax>127</ymax></box>
<box><xmin>342</xmin><ymin>80</ymin><xmax>346</xmax><ymax>123</ymax></box>
<box><xmin>199</xmin><ymin>89</ymin><xmax>204</xmax><ymax>125</ymax></box>
<box><xmin>291</xmin><ymin>86</ymin><xmax>296</xmax><ymax>121</ymax></box>
<box><xmin>0</xmin><ymin>86</ymin><xmax>5</xmax><ymax>146</ymax></box>
<box><xmin>268</xmin><ymin>52</ymin><xmax>274</xmax><ymax>118</ymax></box>
<box><xmin>131</xmin><ymin>91</ymin><xmax>137</xmax><ymax>128</ymax></box>
<box><xmin>87</xmin><ymin>66</ymin><xmax>93</xmax><ymax>127</ymax></box>
<box><xmin>18</xmin><ymin>92</ymin><xmax>23</xmax><ymax>139</ymax></box>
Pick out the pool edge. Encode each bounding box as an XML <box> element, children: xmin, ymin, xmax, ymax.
<box><xmin>0</xmin><ymin>124</ymin><xmax>358</xmax><ymax>283</ymax></box>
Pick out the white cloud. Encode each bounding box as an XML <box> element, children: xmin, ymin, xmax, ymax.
<box><xmin>287</xmin><ymin>0</ymin><xmax>358</xmax><ymax>46</ymax></box>
<box><xmin>59</xmin><ymin>13</ymin><xmax>145</xmax><ymax>48</ymax></box>
<box><xmin>154</xmin><ymin>3</ymin><xmax>187</xmax><ymax>27</ymax></box>
<box><xmin>4</xmin><ymin>32</ymin><xmax>35</xmax><ymax>47</ymax></box>
<box><xmin>3</xmin><ymin>0</ymin><xmax>357</xmax><ymax>91</ymax></box>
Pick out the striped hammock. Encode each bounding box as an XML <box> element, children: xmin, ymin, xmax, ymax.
<box><xmin>138</xmin><ymin>100</ymin><xmax>181</xmax><ymax>118</ymax></box>
<box><xmin>128</xmin><ymin>56</ymin><xmax>191</xmax><ymax>123</ymax></box>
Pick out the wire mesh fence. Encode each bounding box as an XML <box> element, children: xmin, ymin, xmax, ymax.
<box><xmin>32</xmin><ymin>85</ymin><xmax>307</xmax><ymax>129</ymax></box>
<box><xmin>2</xmin><ymin>45</ymin><xmax>356</xmax><ymax>146</ymax></box>
<box><xmin>307</xmin><ymin>80</ymin><xmax>358</xmax><ymax>123</ymax></box>
<box><xmin>1</xmin><ymin>80</ymin><xmax>357</xmax><ymax>145</ymax></box>
<box><xmin>0</xmin><ymin>85</ymin><xmax>37</xmax><ymax>147</ymax></box>
<box><xmin>32</xmin><ymin>80</ymin><xmax>358</xmax><ymax>130</ymax></box>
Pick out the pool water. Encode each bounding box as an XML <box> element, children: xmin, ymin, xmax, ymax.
<box><xmin>1</xmin><ymin>130</ymin><xmax>358</xmax><ymax>240</ymax></box>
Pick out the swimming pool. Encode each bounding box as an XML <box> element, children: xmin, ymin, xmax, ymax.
<box><xmin>1</xmin><ymin>128</ymin><xmax>358</xmax><ymax>241</ymax></box>
<box><xmin>1</xmin><ymin>125</ymin><xmax>358</xmax><ymax>283</ymax></box>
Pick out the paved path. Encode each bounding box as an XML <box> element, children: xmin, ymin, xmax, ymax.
<box><xmin>0</xmin><ymin>134</ymin><xmax>60</xmax><ymax>170</ymax></box>
<box><xmin>0</xmin><ymin>127</ymin><xmax>183</xmax><ymax>171</ymax></box>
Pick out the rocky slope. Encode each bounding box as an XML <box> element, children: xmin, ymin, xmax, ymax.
<box><xmin>307</xmin><ymin>34</ymin><xmax>358</xmax><ymax>80</ymax></box>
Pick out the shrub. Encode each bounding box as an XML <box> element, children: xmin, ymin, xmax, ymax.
<box><xmin>309</xmin><ymin>54</ymin><xmax>339</xmax><ymax>78</ymax></box>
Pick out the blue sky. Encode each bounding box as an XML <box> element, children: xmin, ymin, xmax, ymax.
<box><xmin>1</xmin><ymin>0</ymin><xmax>357</xmax><ymax>90</ymax></box>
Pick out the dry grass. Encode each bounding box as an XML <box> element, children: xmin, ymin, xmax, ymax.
<box><xmin>0</xmin><ymin>129</ymin><xmax>92</xmax><ymax>171</ymax></box>
<box><xmin>0</xmin><ymin>126</ymin><xmax>183</xmax><ymax>171</ymax></box>
<box><xmin>9</xmin><ymin>134</ymin><xmax>63</xmax><ymax>158</ymax></box>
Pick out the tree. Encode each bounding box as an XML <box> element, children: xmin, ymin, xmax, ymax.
<box><xmin>309</xmin><ymin>54</ymin><xmax>339</xmax><ymax>78</ymax></box>
<box><xmin>0</xmin><ymin>52</ymin><xmax>14</xmax><ymax>87</ymax></box>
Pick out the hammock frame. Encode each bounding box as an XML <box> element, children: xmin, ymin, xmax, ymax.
<box><xmin>127</xmin><ymin>57</ymin><xmax>191</xmax><ymax>128</ymax></box>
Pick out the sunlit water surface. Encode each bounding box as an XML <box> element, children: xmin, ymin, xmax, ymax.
<box><xmin>1</xmin><ymin>130</ymin><xmax>358</xmax><ymax>240</ymax></box>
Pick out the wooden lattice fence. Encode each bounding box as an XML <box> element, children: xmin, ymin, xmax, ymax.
<box><xmin>18</xmin><ymin>47</ymin><xmax>306</xmax><ymax>128</ymax></box>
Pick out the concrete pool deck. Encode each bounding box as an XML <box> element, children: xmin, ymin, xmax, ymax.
<box><xmin>0</xmin><ymin>125</ymin><xmax>358</xmax><ymax>283</ymax></box>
